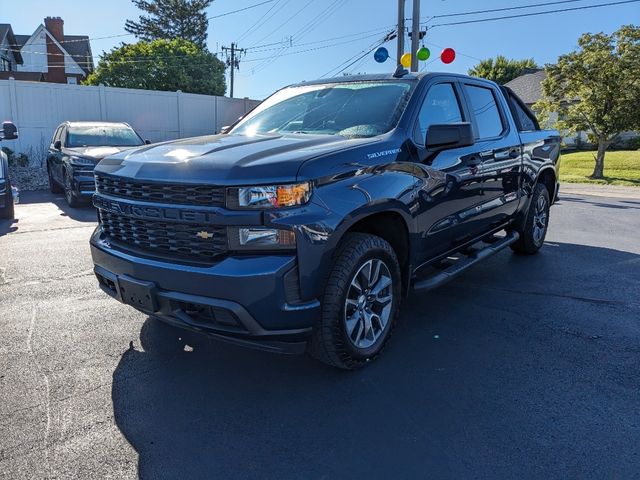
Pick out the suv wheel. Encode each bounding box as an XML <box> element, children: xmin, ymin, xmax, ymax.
<box><xmin>48</xmin><ymin>165</ymin><xmax>62</xmax><ymax>194</ymax></box>
<box><xmin>63</xmin><ymin>169</ymin><xmax>81</xmax><ymax>208</ymax></box>
<box><xmin>510</xmin><ymin>183</ymin><xmax>550</xmax><ymax>254</ymax></box>
<box><xmin>308</xmin><ymin>233</ymin><xmax>401</xmax><ymax>370</ymax></box>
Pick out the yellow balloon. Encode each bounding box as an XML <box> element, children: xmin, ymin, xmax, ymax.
<box><xmin>400</xmin><ymin>53</ymin><xmax>412</xmax><ymax>68</ymax></box>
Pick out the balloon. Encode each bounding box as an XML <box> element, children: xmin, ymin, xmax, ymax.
<box><xmin>400</xmin><ymin>53</ymin><xmax>412</xmax><ymax>68</ymax></box>
<box><xmin>374</xmin><ymin>47</ymin><xmax>389</xmax><ymax>63</ymax></box>
<box><xmin>417</xmin><ymin>47</ymin><xmax>430</xmax><ymax>61</ymax></box>
<box><xmin>441</xmin><ymin>48</ymin><xmax>456</xmax><ymax>64</ymax></box>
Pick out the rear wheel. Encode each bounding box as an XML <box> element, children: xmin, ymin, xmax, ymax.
<box><xmin>308</xmin><ymin>233</ymin><xmax>402</xmax><ymax>370</ymax></box>
<box><xmin>510</xmin><ymin>183</ymin><xmax>550</xmax><ymax>254</ymax></box>
<box><xmin>63</xmin><ymin>169</ymin><xmax>82</xmax><ymax>208</ymax></box>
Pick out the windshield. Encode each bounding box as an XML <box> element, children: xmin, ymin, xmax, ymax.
<box><xmin>231</xmin><ymin>81</ymin><xmax>414</xmax><ymax>138</ymax></box>
<box><xmin>66</xmin><ymin>125</ymin><xmax>144</xmax><ymax>147</ymax></box>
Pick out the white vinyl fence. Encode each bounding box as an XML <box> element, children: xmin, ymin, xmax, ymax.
<box><xmin>0</xmin><ymin>79</ymin><xmax>260</xmax><ymax>165</ymax></box>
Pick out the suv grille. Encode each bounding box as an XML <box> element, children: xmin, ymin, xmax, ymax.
<box><xmin>99</xmin><ymin>210</ymin><xmax>227</xmax><ymax>262</ymax></box>
<box><xmin>95</xmin><ymin>174</ymin><xmax>225</xmax><ymax>207</ymax></box>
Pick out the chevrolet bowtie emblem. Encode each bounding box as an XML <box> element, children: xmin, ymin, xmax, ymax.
<box><xmin>196</xmin><ymin>231</ymin><xmax>214</xmax><ymax>239</ymax></box>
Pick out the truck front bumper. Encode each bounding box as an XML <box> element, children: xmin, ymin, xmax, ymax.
<box><xmin>90</xmin><ymin>228</ymin><xmax>320</xmax><ymax>354</ymax></box>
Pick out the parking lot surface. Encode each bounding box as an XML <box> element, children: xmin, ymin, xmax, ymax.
<box><xmin>1</xmin><ymin>190</ymin><xmax>639</xmax><ymax>479</ymax></box>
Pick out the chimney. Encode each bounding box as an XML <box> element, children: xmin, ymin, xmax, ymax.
<box><xmin>44</xmin><ymin>17</ymin><xmax>64</xmax><ymax>44</ymax></box>
<box><xmin>44</xmin><ymin>17</ymin><xmax>66</xmax><ymax>83</ymax></box>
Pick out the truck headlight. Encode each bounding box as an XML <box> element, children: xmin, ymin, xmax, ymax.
<box><xmin>228</xmin><ymin>227</ymin><xmax>296</xmax><ymax>250</ymax></box>
<box><xmin>69</xmin><ymin>156</ymin><xmax>95</xmax><ymax>166</ymax></box>
<box><xmin>229</xmin><ymin>182</ymin><xmax>311</xmax><ymax>209</ymax></box>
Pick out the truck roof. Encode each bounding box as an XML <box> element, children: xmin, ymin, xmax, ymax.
<box><xmin>292</xmin><ymin>72</ymin><xmax>495</xmax><ymax>87</ymax></box>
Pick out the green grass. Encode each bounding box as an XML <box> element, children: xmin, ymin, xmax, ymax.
<box><xmin>560</xmin><ymin>150</ymin><xmax>640</xmax><ymax>186</ymax></box>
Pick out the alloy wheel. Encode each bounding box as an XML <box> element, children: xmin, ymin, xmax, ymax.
<box><xmin>344</xmin><ymin>258</ymin><xmax>393</xmax><ymax>349</ymax></box>
<box><xmin>533</xmin><ymin>194</ymin><xmax>548</xmax><ymax>245</ymax></box>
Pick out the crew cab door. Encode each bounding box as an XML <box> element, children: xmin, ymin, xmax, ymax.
<box><xmin>459</xmin><ymin>81</ymin><xmax>522</xmax><ymax>228</ymax></box>
<box><xmin>410</xmin><ymin>80</ymin><xmax>487</xmax><ymax>261</ymax></box>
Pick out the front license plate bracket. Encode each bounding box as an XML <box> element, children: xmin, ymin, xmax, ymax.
<box><xmin>118</xmin><ymin>275</ymin><xmax>159</xmax><ymax>312</ymax></box>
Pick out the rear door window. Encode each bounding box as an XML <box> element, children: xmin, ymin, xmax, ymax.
<box><xmin>464</xmin><ymin>85</ymin><xmax>504</xmax><ymax>139</ymax></box>
<box><xmin>414</xmin><ymin>83</ymin><xmax>464</xmax><ymax>145</ymax></box>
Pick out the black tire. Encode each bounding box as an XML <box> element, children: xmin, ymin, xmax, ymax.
<box><xmin>48</xmin><ymin>165</ymin><xmax>63</xmax><ymax>194</ymax></box>
<box><xmin>510</xmin><ymin>183</ymin><xmax>550</xmax><ymax>255</ymax></box>
<box><xmin>308</xmin><ymin>233</ymin><xmax>402</xmax><ymax>370</ymax></box>
<box><xmin>0</xmin><ymin>191</ymin><xmax>14</xmax><ymax>219</ymax></box>
<box><xmin>63</xmin><ymin>169</ymin><xmax>82</xmax><ymax>208</ymax></box>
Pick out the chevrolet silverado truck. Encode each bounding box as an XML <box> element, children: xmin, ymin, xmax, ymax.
<box><xmin>90</xmin><ymin>72</ymin><xmax>560</xmax><ymax>369</ymax></box>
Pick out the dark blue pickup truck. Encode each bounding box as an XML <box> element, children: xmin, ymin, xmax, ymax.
<box><xmin>90</xmin><ymin>72</ymin><xmax>561</xmax><ymax>369</ymax></box>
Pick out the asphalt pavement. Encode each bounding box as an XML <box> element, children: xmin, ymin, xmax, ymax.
<box><xmin>1</xmin><ymin>189</ymin><xmax>639</xmax><ymax>479</ymax></box>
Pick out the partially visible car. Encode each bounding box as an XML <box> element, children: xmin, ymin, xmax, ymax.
<box><xmin>0</xmin><ymin>121</ymin><xmax>18</xmax><ymax>220</ymax></box>
<box><xmin>47</xmin><ymin>122</ymin><xmax>150</xmax><ymax>207</ymax></box>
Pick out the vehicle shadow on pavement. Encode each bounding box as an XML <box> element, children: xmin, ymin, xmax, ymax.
<box><xmin>0</xmin><ymin>218</ymin><xmax>18</xmax><ymax>236</ymax></box>
<box><xmin>20</xmin><ymin>190</ymin><xmax>96</xmax><ymax>223</ymax></box>
<box><xmin>110</xmin><ymin>242</ymin><xmax>640</xmax><ymax>479</ymax></box>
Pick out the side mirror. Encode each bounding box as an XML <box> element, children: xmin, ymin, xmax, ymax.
<box><xmin>1</xmin><ymin>121</ymin><xmax>18</xmax><ymax>141</ymax></box>
<box><xmin>219</xmin><ymin>125</ymin><xmax>231</xmax><ymax>135</ymax></box>
<box><xmin>145</xmin><ymin>139</ymin><xmax>151</xmax><ymax>145</ymax></box>
<box><xmin>426</xmin><ymin>123</ymin><xmax>474</xmax><ymax>151</ymax></box>
<box><xmin>54</xmin><ymin>140</ymin><xmax>62</xmax><ymax>150</ymax></box>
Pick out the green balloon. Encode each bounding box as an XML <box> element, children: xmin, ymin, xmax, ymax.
<box><xmin>417</xmin><ymin>47</ymin><xmax>431</xmax><ymax>61</ymax></box>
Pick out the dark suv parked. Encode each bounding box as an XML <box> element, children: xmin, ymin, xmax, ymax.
<box><xmin>47</xmin><ymin>122</ymin><xmax>148</xmax><ymax>207</ymax></box>
<box><xmin>91</xmin><ymin>72</ymin><xmax>561</xmax><ymax>369</ymax></box>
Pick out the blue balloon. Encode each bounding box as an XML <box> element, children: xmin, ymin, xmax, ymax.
<box><xmin>374</xmin><ymin>47</ymin><xmax>389</xmax><ymax>63</ymax></box>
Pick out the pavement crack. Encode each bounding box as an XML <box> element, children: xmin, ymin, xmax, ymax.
<box><xmin>8</xmin><ymin>224</ymin><xmax>96</xmax><ymax>236</ymax></box>
<box><xmin>26</xmin><ymin>307</ymin><xmax>53</xmax><ymax>479</ymax></box>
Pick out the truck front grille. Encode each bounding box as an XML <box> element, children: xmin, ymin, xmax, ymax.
<box><xmin>95</xmin><ymin>174</ymin><xmax>225</xmax><ymax>207</ymax></box>
<box><xmin>99</xmin><ymin>210</ymin><xmax>227</xmax><ymax>262</ymax></box>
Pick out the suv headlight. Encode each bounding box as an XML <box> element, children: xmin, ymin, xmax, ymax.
<box><xmin>228</xmin><ymin>182</ymin><xmax>312</xmax><ymax>209</ymax></box>
<box><xmin>69</xmin><ymin>156</ymin><xmax>95</xmax><ymax>166</ymax></box>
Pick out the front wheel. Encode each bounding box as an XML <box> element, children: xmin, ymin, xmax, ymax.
<box><xmin>308</xmin><ymin>233</ymin><xmax>402</xmax><ymax>370</ymax></box>
<box><xmin>63</xmin><ymin>169</ymin><xmax>82</xmax><ymax>208</ymax></box>
<box><xmin>510</xmin><ymin>183</ymin><xmax>550</xmax><ymax>255</ymax></box>
<box><xmin>0</xmin><ymin>191</ymin><xmax>14</xmax><ymax>219</ymax></box>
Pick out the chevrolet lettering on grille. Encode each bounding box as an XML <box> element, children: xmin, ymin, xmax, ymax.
<box><xmin>93</xmin><ymin>195</ymin><xmax>220</xmax><ymax>224</ymax></box>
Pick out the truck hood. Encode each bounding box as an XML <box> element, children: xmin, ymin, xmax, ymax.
<box><xmin>65</xmin><ymin>146</ymin><xmax>138</xmax><ymax>161</ymax></box>
<box><xmin>95</xmin><ymin>133</ymin><xmax>379</xmax><ymax>185</ymax></box>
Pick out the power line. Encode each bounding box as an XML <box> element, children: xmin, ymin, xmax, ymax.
<box><xmin>430</xmin><ymin>0</ymin><xmax>640</xmax><ymax>27</ymax></box>
<box><xmin>207</xmin><ymin>0</ymin><xmax>278</xmax><ymax>19</ymax></box>
<box><xmin>424</xmin><ymin>0</ymin><xmax>586</xmax><ymax>21</ymax></box>
<box><xmin>247</xmin><ymin>0</ymin><xmax>314</xmax><ymax>47</ymax></box>
<box><xmin>235</xmin><ymin>0</ymin><xmax>286</xmax><ymax>43</ymax></box>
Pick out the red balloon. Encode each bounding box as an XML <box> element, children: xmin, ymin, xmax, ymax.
<box><xmin>441</xmin><ymin>48</ymin><xmax>456</xmax><ymax>64</ymax></box>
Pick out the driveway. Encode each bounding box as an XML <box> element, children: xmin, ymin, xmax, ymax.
<box><xmin>1</xmin><ymin>190</ymin><xmax>639</xmax><ymax>479</ymax></box>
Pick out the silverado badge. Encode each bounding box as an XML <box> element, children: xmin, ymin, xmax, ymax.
<box><xmin>196</xmin><ymin>231</ymin><xmax>214</xmax><ymax>240</ymax></box>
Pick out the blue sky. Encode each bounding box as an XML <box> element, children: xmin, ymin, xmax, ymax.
<box><xmin>7</xmin><ymin>0</ymin><xmax>639</xmax><ymax>99</ymax></box>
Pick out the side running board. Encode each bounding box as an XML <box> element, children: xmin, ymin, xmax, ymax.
<box><xmin>413</xmin><ymin>231</ymin><xmax>520</xmax><ymax>291</ymax></box>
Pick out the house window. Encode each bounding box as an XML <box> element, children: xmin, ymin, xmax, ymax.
<box><xmin>66</xmin><ymin>77</ymin><xmax>78</xmax><ymax>85</ymax></box>
<box><xmin>0</xmin><ymin>57</ymin><xmax>12</xmax><ymax>72</ymax></box>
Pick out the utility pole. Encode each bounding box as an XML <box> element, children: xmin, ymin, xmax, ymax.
<box><xmin>397</xmin><ymin>0</ymin><xmax>405</xmax><ymax>68</ymax></box>
<box><xmin>221</xmin><ymin>43</ymin><xmax>245</xmax><ymax>98</ymax></box>
<box><xmin>410</xmin><ymin>0</ymin><xmax>420</xmax><ymax>72</ymax></box>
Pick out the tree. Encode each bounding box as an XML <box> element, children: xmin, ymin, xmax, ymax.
<box><xmin>468</xmin><ymin>55</ymin><xmax>538</xmax><ymax>84</ymax></box>
<box><xmin>537</xmin><ymin>25</ymin><xmax>640</xmax><ymax>179</ymax></box>
<box><xmin>85</xmin><ymin>39</ymin><xmax>226</xmax><ymax>96</ymax></box>
<box><xmin>125</xmin><ymin>0</ymin><xmax>214</xmax><ymax>49</ymax></box>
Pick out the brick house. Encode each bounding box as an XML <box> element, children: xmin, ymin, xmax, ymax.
<box><xmin>0</xmin><ymin>17</ymin><xmax>93</xmax><ymax>84</ymax></box>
